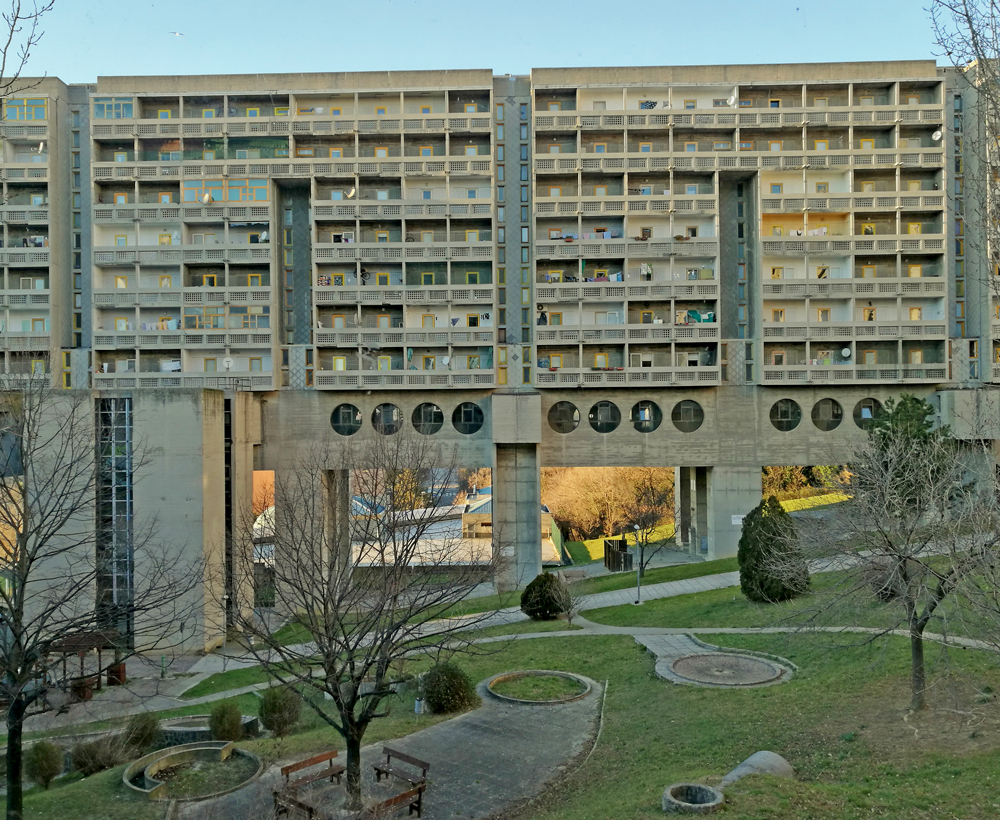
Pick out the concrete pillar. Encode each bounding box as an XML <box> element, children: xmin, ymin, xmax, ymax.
<box><xmin>323</xmin><ymin>469</ymin><xmax>352</xmax><ymax>575</ymax></box>
<box><xmin>706</xmin><ymin>466</ymin><xmax>761</xmax><ymax>559</ymax></box>
<box><xmin>675</xmin><ymin>466</ymin><xmax>692</xmax><ymax>549</ymax></box>
<box><xmin>695</xmin><ymin>467</ymin><xmax>709</xmax><ymax>555</ymax></box>
<box><xmin>490</xmin><ymin>393</ymin><xmax>543</xmax><ymax>592</ymax></box>
<box><xmin>493</xmin><ymin>443</ymin><xmax>542</xmax><ymax>591</ymax></box>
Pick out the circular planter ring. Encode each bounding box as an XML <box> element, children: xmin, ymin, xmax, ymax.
<box><xmin>123</xmin><ymin>741</ymin><xmax>264</xmax><ymax>802</ymax></box>
<box><xmin>486</xmin><ymin>669</ymin><xmax>592</xmax><ymax>704</ymax></box>
<box><xmin>662</xmin><ymin>782</ymin><xmax>725</xmax><ymax>814</ymax></box>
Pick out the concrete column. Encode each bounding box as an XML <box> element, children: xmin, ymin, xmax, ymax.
<box><xmin>695</xmin><ymin>467</ymin><xmax>709</xmax><ymax>555</ymax></box>
<box><xmin>323</xmin><ymin>469</ymin><xmax>352</xmax><ymax>575</ymax></box>
<box><xmin>675</xmin><ymin>466</ymin><xmax>692</xmax><ymax>548</ymax></box>
<box><xmin>706</xmin><ymin>466</ymin><xmax>761</xmax><ymax>560</ymax></box>
<box><xmin>493</xmin><ymin>443</ymin><xmax>542</xmax><ymax>591</ymax></box>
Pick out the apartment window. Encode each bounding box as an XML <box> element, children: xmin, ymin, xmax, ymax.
<box><xmin>813</xmin><ymin>140</ymin><xmax>828</xmax><ymax>151</ymax></box>
<box><xmin>863</xmin><ymin>307</ymin><xmax>876</xmax><ymax>321</ymax></box>
<box><xmin>817</xmin><ymin>308</ymin><xmax>830</xmax><ymax>322</ymax></box>
<box><xmin>497</xmin><ymin>146</ymin><xmax>504</xmax><ymax>161</ymax></box>
<box><xmin>816</xmin><ymin>266</ymin><xmax>829</xmax><ymax>279</ymax></box>
<box><xmin>376</xmin><ymin>107</ymin><xmax>387</xmax><ymax>116</ymax></box>
<box><xmin>714</xmin><ymin>140</ymin><xmax>731</xmax><ymax>150</ymax></box>
<box><xmin>204</xmin><ymin>358</ymin><xmax>217</xmax><ymax>372</ymax></box>
<box><xmin>771</xmin><ymin>267</ymin><xmax>783</xmax><ymax>279</ymax></box>
<box><xmin>522</xmin><ymin>186</ymin><xmax>530</xmax><ymax>201</ymax></box>
<box><xmin>496</xmin><ymin>103</ymin><xmax>503</xmax><ymax>120</ymax></box>
<box><xmin>639</xmin><ymin>142</ymin><xmax>652</xmax><ymax>152</ymax></box>
<box><xmin>521</xmin><ymin>267</ymin><xmax>530</xmax><ymax>284</ymax></box>
<box><xmin>770</xmin><ymin>183</ymin><xmax>782</xmax><ymax>194</ymax></box>
<box><xmin>497</xmin><ymin>227</ymin><xmax>505</xmax><ymax>243</ymax></box>
<box><xmin>497</xmin><ymin>186</ymin><xmax>504</xmax><ymax>202</ymax></box>
<box><xmin>713</xmin><ymin>99</ymin><xmax>727</xmax><ymax>107</ymax></box>
<box><xmin>497</xmin><ymin>125</ymin><xmax>504</xmax><ymax>139</ymax></box>
<box><xmin>739</xmin><ymin>140</ymin><xmax>753</xmax><ymax>150</ymax></box>
<box><xmin>815</xmin><ymin>182</ymin><xmax>829</xmax><ymax>193</ymax></box>
<box><xmin>520</xmin><ymin>166</ymin><xmax>528</xmax><ymax>180</ymax></box>
<box><xmin>860</xmin><ymin>139</ymin><xmax>874</xmax><ymax>150</ymax></box>
<box><xmin>910</xmin><ymin>307</ymin><xmax>923</xmax><ymax>320</ymax></box>
<box><xmin>861</xmin><ymin>265</ymin><xmax>876</xmax><ymax>278</ymax></box>
<box><xmin>520</xmin><ymin>206</ymin><xmax>528</xmax><ymax>221</ymax></box>
<box><xmin>684</xmin><ymin>142</ymin><xmax>696</xmax><ymax>152</ymax></box>
<box><xmin>684</xmin><ymin>100</ymin><xmax>696</xmax><ymax>109</ymax></box>
<box><xmin>769</xmin><ymin>140</ymin><xmax>782</xmax><ymax>152</ymax></box>
<box><xmin>771</xmin><ymin>309</ymin><xmax>785</xmax><ymax>322</ymax></box>
<box><xmin>92</xmin><ymin>98</ymin><xmax>132</xmax><ymax>120</ymax></box>
<box><xmin>520</xmin><ymin>124</ymin><xmax>528</xmax><ymax>139</ymax></box>
<box><xmin>769</xmin><ymin>99</ymin><xmax>781</xmax><ymax>108</ymax></box>
<box><xmin>955</xmin><ymin>302</ymin><xmax>965</xmax><ymax>319</ymax></box>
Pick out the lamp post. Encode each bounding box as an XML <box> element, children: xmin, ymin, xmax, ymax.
<box><xmin>634</xmin><ymin>524</ymin><xmax>642</xmax><ymax>605</ymax></box>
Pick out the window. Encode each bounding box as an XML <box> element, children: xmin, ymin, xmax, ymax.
<box><xmin>769</xmin><ymin>140</ymin><xmax>782</xmax><ymax>152</ymax></box>
<box><xmin>114</xmin><ymin>236</ymin><xmax>128</xmax><ymax>248</ymax></box>
<box><xmin>770</xmin><ymin>183</ymin><xmax>783</xmax><ymax>194</ymax></box>
<box><xmin>861</xmin><ymin>223</ymin><xmax>875</xmax><ymax>235</ymax></box>
<box><xmin>594</xmin><ymin>353</ymin><xmax>609</xmax><ymax>368</ymax></box>
<box><xmin>909</xmin><ymin>307</ymin><xmax>923</xmax><ymax>320</ymax></box>
<box><xmin>769</xmin><ymin>99</ymin><xmax>781</xmax><ymax>108</ymax></box>
<box><xmin>739</xmin><ymin>99</ymin><xmax>751</xmax><ymax>107</ymax></box>
<box><xmin>250</xmin><ymin>357</ymin><xmax>263</xmax><ymax>372</ymax></box>
<box><xmin>686</xmin><ymin>184</ymin><xmax>698</xmax><ymax>195</ymax></box>
<box><xmin>817</xmin><ymin>308</ymin><xmax>830</xmax><ymax>322</ymax></box>
<box><xmin>908</xmin><ymin>349</ymin><xmax>924</xmax><ymax>364</ymax></box>
<box><xmin>816</xmin><ymin>266</ymin><xmax>829</xmax><ymax>279</ymax></box>
<box><xmin>771</xmin><ymin>309</ymin><xmax>785</xmax><ymax>322</ymax></box>
<box><xmin>684</xmin><ymin>100</ymin><xmax>696</xmax><ymax>109</ymax></box>
<box><xmin>815</xmin><ymin>182</ymin><xmax>829</xmax><ymax>193</ymax></box>
<box><xmin>739</xmin><ymin>140</ymin><xmax>753</xmax><ymax>150</ymax></box>
<box><xmin>813</xmin><ymin>140</ymin><xmax>828</xmax><ymax>151</ymax></box>
<box><xmin>771</xmin><ymin>351</ymin><xmax>785</xmax><ymax>366</ymax></box>
<box><xmin>467</xmin><ymin>314</ymin><xmax>479</xmax><ymax>328</ymax></box>
<box><xmin>421</xmin><ymin>272</ymin><xmax>435</xmax><ymax>285</ymax></box>
<box><xmin>908</xmin><ymin>265</ymin><xmax>922</xmax><ymax>278</ymax></box>
<box><xmin>684</xmin><ymin>142</ymin><xmax>697</xmax><ymax>152</ymax></box>
<box><xmin>374</xmin><ymin>146</ymin><xmax>388</xmax><ymax>158</ymax></box>
<box><xmin>713</xmin><ymin>99</ymin><xmax>728</xmax><ymax>107</ymax></box>
<box><xmin>814</xmin><ymin>97</ymin><xmax>828</xmax><ymax>107</ymax></box>
<box><xmin>771</xmin><ymin>267</ymin><xmax>783</xmax><ymax>279</ymax></box>
<box><xmin>861</xmin><ymin>265</ymin><xmax>876</xmax><ymax>279</ymax></box>
<box><xmin>159</xmin><ymin>275</ymin><xmax>172</xmax><ymax>288</ymax></box>
<box><xmin>549</xmin><ymin>312</ymin><xmax>562</xmax><ymax>326</ymax></box>
<box><xmin>863</xmin><ymin>307</ymin><xmax>876</xmax><ymax>321</ymax></box>
<box><xmin>466</xmin><ymin>271</ymin><xmax>479</xmax><ymax>284</ymax></box>
<box><xmin>593</xmin><ymin>142</ymin><xmax>608</xmax><ymax>153</ymax></box>
<box><xmin>91</xmin><ymin>98</ymin><xmax>131</xmax><ymax>120</ymax></box>
<box><xmin>204</xmin><ymin>358</ymin><xmax>217</xmax><ymax>372</ymax></box>
<box><xmin>274</xmin><ymin>106</ymin><xmax>289</xmax><ymax>117</ymax></box>
<box><xmin>907</xmin><ymin>222</ymin><xmax>921</xmax><ymax>235</ymax></box>
<box><xmin>859</xmin><ymin>95</ymin><xmax>874</xmax><ymax>106</ymax></box>
<box><xmin>714</xmin><ymin>140</ymin><xmax>731</xmax><ymax>150</ymax></box>
<box><xmin>860</xmin><ymin>139</ymin><xmax>874</xmax><ymax>150</ymax></box>
<box><xmin>376</xmin><ymin>107</ymin><xmax>386</xmax><ymax>116</ymax></box>
<box><xmin>114</xmin><ymin>192</ymin><xmax>128</xmax><ymax>205</ymax></box>
<box><xmin>639</xmin><ymin>142</ymin><xmax>652</xmax><ymax>152</ymax></box>
<box><xmin>376</xmin><ymin>273</ymin><xmax>389</xmax><ymax>286</ymax></box>
<box><xmin>769</xmin><ymin>399</ymin><xmax>802</xmax><ymax>432</ymax></box>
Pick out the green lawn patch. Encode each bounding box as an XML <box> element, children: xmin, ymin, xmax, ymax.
<box><xmin>8</xmin><ymin>765</ymin><xmax>166</xmax><ymax>820</ymax></box>
<box><xmin>490</xmin><ymin>673</ymin><xmax>586</xmax><ymax>701</ymax></box>
<box><xmin>567</xmin><ymin>556</ymin><xmax>738</xmax><ymax>597</ymax></box>
<box><xmin>564</xmin><ymin>541</ymin><xmax>592</xmax><ymax>564</ymax></box>
<box><xmin>781</xmin><ymin>493</ymin><xmax>850</xmax><ymax>512</ymax></box>
<box><xmin>180</xmin><ymin>665</ymin><xmax>273</xmax><ymax>700</ymax></box>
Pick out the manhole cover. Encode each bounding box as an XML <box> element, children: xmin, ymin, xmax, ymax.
<box><xmin>669</xmin><ymin>653</ymin><xmax>784</xmax><ymax>687</ymax></box>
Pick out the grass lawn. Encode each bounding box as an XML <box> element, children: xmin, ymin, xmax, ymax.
<box><xmin>567</xmin><ymin>556</ymin><xmax>739</xmax><ymax>597</ymax></box>
<box><xmin>781</xmin><ymin>493</ymin><xmax>850</xmax><ymax>512</ymax></box>
<box><xmin>490</xmin><ymin>673</ymin><xmax>587</xmax><ymax>701</ymax></box>
<box><xmin>180</xmin><ymin>665</ymin><xmax>273</xmax><ymax>700</ymax></box>
<box><xmin>14</xmin><ymin>628</ymin><xmax>1000</xmax><ymax>819</ymax></box>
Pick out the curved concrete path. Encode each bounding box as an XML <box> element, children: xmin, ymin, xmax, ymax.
<box><xmin>179</xmin><ymin>676</ymin><xmax>603</xmax><ymax>820</ymax></box>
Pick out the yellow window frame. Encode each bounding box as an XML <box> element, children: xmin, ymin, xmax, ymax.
<box><xmin>114</xmin><ymin>275</ymin><xmax>129</xmax><ymax>288</ymax></box>
<box><xmin>684</xmin><ymin>142</ymin><xmax>697</xmax><ymax>152</ymax></box>
<box><xmin>204</xmin><ymin>358</ymin><xmax>217</xmax><ymax>372</ymax></box>
<box><xmin>249</xmin><ymin>357</ymin><xmax>262</xmax><ymax>371</ymax></box>
<box><xmin>466</xmin><ymin>271</ymin><xmax>479</xmax><ymax>284</ymax></box>
<box><xmin>639</xmin><ymin>142</ymin><xmax>652</xmax><ymax>152</ymax></box>
<box><xmin>418</xmin><ymin>144</ymin><xmax>432</xmax><ymax>156</ymax></box>
<box><xmin>421</xmin><ymin>272</ymin><xmax>434</xmax><ymax>285</ymax></box>
<box><xmin>549</xmin><ymin>312</ymin><xmax>562</xmax><ymax>325</ymax></box>
<box><xmin>376</xmin><ymin>272</ymin><xmax>390</xmax><ymax>286</ymax></box>
<box><xmin>274</xmin><ymin>106</ymin><xmax>289</xmax><ymax>116</ymax></box>
<box><xmin>422</xmin><ymin>314</ymin><xmax>435</xmax><ymax>328</ymax></box>
<box><xmin>158</xmin><ymin>275</ymin><xmax>172</xmax><ymax>288</ymax></box>
<box><xmin>550</xmin><ymin>354</ymin><xmax>563</xmax><ymax>368</ymax></box>
<box><xmin>377</xmin><ymin>356</ymin><xmax>392</xmax><ymax>370</ymax></box>
<box><xmin>594</xmin><ymin>353</ymin><xmax>609</xmax><ymax>368</ymax></box>
<box><xmin>375</xmin><ymin>230</ymin><xmax>389</xmax><ymax>243</ymax></box>
<box><xmin>374</xmin><ymin>146</ymin><xmax>389</xmax><ymax>158</ymax></box>
<box><xmin>817</xmin><ymin>308</ymin><xmax>830</xmax><ymax>322</ymax></box>
<box><xmin>908</xmin><ymin>265</ymin><xmax>922</xmax><ymax>278</ymax></box>
<box><xmin>909</xmin><ymin>307</ymin><xmax>923</xmax><ymax>320</ymax></box>
<box><xmin>159</xmin><ymin>234</ymin><xmax>172</xmax><ymax>245</ymax></box>
<box><xmin>593</xmin><ymin>142</ymin><xmax>607</xmax><ymax>153</ymax></box>
<box><xmin>813</xmin><ymin>140</ymin><xmax>828</xmax><ymax>151</ymax></box>
<box><xmin>771</xmin><ymin>309</ymin><xmax>785</xmax><ymax>322</ymax></box>
<box><xmin>202</xmin><ymin>109</ymin><xmax>215</xmax><ymax>118</ymax></box>
<box><xmin>860</xmin><ymin>139</ymin><xmax>874</xmax><ymax>150</ymax></box>
<box><xmin>158</xmin><ymin>109</ymin><xmax>171</xmax><ymax>119</ymax></box>
<box><xmin>467</xmin><ymin>314</ymin><xmax>480</xmax><ymax>327</ymax></box>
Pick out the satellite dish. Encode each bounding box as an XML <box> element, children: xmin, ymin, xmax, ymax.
<box><xmin>259</xmin><ymin>231</ymin><xmax>268</xmax><ymax>242</ymax></box>
<box><xmin>222</xmin><ymin>357</ymin><xmax>234</xmax><ymax>371</ymax></box>
<box><xmin>932</xmin><ymin>130</ymin><xmax>942</xmax><ymax>141</ymax></box>
<box><xmin>727</xmin><ymin>95</ymin><xmax>736</xmax><ymax>106</ymax></box>
<box><xmin>200</xmin><ymin>192</ymin><xmax>212</xmax><ymax>205</ymax></box>
<box><xmin>841</xmin><ymin>348</ymin><xmax>852</xmax><ymax>358</ymax></box>
<box><xmin>441</xmin><ymin>356</ymin><xmax>450</xmax><ymax>366</ymax></box>
<box><xmin>37</xmin><ymin>141</ymin><xmax>45</xmax><ymax>153</ymax></box>
<box><xmin>346</xmin><ymin>187</ymin><xmax>356</xmax><ymax>199</ymax></box>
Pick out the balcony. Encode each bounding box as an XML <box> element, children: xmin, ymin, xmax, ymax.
<box><xmin>0</xmin><ymin>205</ymin><xmax>48</xmax><ymax>224</ymax></box>
<box><xmin>0</xmin><ymin>290</ymin><xmax>50</xmax><ymax>308</ymax></box>
<box><xmin>535</xmin><ymin>194</ymin><xmax>716</xmax><ymax>218</ymax></box>
<box><xmin>92</xmin><ymin>371</ymin><xmax>274</xmax><ymax>390</ymax></box>
<box><xmin>535</xmin><ymin>239</ymin><xmax>717</xmax><ymax>261</ymax></box>
<box><xmin>0</xmin><ymin>164</ymin><xmax>48</xmax><ymax>182</ymax></box>
<box><xmin>0</xmin><ymin>248</ymin><xmax>48</xmax><ymax>266</ymax></box>
<box><xmin>313</xmin><ymin>199</ymin><xmax>493</xmax><ymax>220</ymax></box>
<box><xmin>760</xmin><ymin>193</ymin><xmax>944</xmax><ymax>213</ymax></box>
<box><xmin>536</xmin><ymin>322</ymin><xmax>718</xmax><ymax>345</ymax></box>
<box><xmin>535</xmin><ymin>281</ymin><xmax>718</xmax><ymax>301</ymax></box>
<box><xmin>314</xmin><ymin>328</ymin><xmax>494</xmax><ymax>347</ymax></box>
<box><xmin>761</xmin><ymin>234</ymin><xmax>945</xmax><ymax>256</ymax></box>
<box><xmin>93</xmin><ymin>287</ymin><xmax>271</xmax><ymax>308</ymax></box>
<box><xmin>314</xmin><ymin>285</ymin><xmax>495</xmax><ymax>305</ymax></box>
<box><xmin>93</xmin><ymin>244</ymin><xmax>272</xmax><ymax>266</ymax></box>
<box><xmin>314</xmin><ymin>240</ymin><xmax>493</xmax><ymax>263</ymax></box>
<box><xmin>95</xmin><ymin>117</ymin><xmax>288</xmax><ymax>139</ymax></box>
<box><xmin>762</xmin><ymin>279</ymin><xmax>946</xmax><ymax>299</ymax></box>
<box><xmin>313</xmin><ymin>369</ymin><xmax>495</xmax><ymax>390</ymax></box>
<box><xmin>762</xmin><ymin>321</ymin><xmax>947</xmax><ymax>341</ymax></box>
<box><xmin>534</xmin><ymin>365</ymin><xmax>721</xmax><ymax>387</ymax></box>
<box><xmin>0</xmin><ymin>331</ymin><xmax>49</xmax><ymax>351</ymax></box>
<box><xmin>761</xmin><ymin>364</ymin><xmax>947</xmax><ymax>384</ymax></box>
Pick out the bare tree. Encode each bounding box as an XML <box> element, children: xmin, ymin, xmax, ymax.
<box><xmin>622</xmin><ymin>467</ymin><xmax>674</xmax><ymax>581</ymax></box>
<box><xmin>793</xmin><ymin>395</ymin><xmax>1000</xmax><ymax>711</ymax></box>
<box><xmin>231</xmin><ymin>432</ymin><xmax>509</xmax><ymax>810</ymax></box>
<box><xmin>0</xmin><ymin>1</ymin><xmax>52</xmax><ymax>102</ymax></box>
<box><xmin>0</xmin><ymin>382</ymin><xmax>200</xmax><ymax>820</ymax></box>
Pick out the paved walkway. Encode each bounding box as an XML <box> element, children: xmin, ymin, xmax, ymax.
<box><xmin>179</xmin><ymin>676</ymin><xmax>604</xmax><ymax>820</ymax></box>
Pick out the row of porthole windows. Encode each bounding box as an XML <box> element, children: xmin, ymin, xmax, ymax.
<box><xmin>331</xmin><ymin>402</ymin><xmax>485</xmax><ymax>436</ymax></box>
<box><xmin>547</xmin><ymin>397</ymin><xmax>883</xmax><ymax>435</ymax></box>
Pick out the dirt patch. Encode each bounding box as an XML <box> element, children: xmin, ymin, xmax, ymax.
<box><xmin>155</xmin><ymin>755</ymin><xmax>259</xmax><ymax>798</ymax></box>
<box><xmin>810</xmin><ymin>677</ymin><xmax>1000</xmax><ymax>762</ymax></box>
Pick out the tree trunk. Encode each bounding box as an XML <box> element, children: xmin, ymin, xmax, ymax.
<box><xmin>6</xmin><ymin>697</ymin><xmax>24</xmax><ymax>820</ymax></box>
<box><xmin>910</xmin><ymin>626</ymin><xmax>926</xmax><ymax>711</ymax></box>
<box><xmin>344</xmin><ymin>727</ymin><xmax>363</xmax><ymax>810</ymax></box>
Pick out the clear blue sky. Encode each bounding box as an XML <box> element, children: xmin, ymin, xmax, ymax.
<box><xmin>33</xmin><ymin>0</ymin><xmax>942</xmax><ymax>83</ymax></box>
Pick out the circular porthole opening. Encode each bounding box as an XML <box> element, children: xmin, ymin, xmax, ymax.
<box><xmin>411</xmin><ymin>403</ymin><xmax>444</xmax><ymax>435</ymax></box>
<box><xmin>330</xmin><ymin>403</ymin><xmax>362</xmax><ymax>436</ymax></box>
<box><xmin>372</xmin><ymin>403</ymin><xmax>402</xmax><ymax>435</ymax></box>
<box><xmin>547</xmin><ymin>401</ymin><xmax>580</xmax><ymax>434</ymax></box>
<box><xmin>853</xmin><ymin>397</ymin><xmax>883</xmax><ymax>430</ymax></box>
<box><xmin>452</xmin><ymin>402</ymin><xmax>484</xmax><ymax>435</ymax></box>
<box><xmin>631</xmin><ymin>400</ymin><xmax>662</xmax><ymax>433</ymax></box>
<box><xmin>811</xmin><ymin>398</ymin><xmax>843</xmax><ymax>432</ymax></box>
<box><xmin>588</xmin><ymin>401</ymin><xmax>621</xmax><ymax>434</ymax></box>
<box><xmin>769</xmin><ymin>399</ymin><xmax>802</xmax><ymax>432</ymax></box>
<box><xmin>671</xmin><ymin>400</ymin><xmax>704</xmax><ymax>433</ymax></box>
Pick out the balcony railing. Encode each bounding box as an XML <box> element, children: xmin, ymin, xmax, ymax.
<box><xmin>761</xmin><ymin>235</ymin><xmax>945</xmax><ymax>255</ymax></box>
<box><xmin>762</xmin><ymin>364</ymin><xmax>947</xmax><ymax>383</ymax></box>
<box><xmin>762</xmin><ymin>321</ymin><xmax>947</xmax><ymax>340</ymax></box>
<box><xmin>534</xmin><ymin>365</ymin><xmax>721</xmax><ymax>387</ymax></box>
<box><xmin>314</xmin><ymin>370</ymin><xmax>495</xmax><ymax>389</ymax></box>
<box><xmin>314</xmin><ymin>286</ymin><xmax>494</xmax><ymax>305</ymax></box>
<box><xmin>534</xmin><ymin>282</ymin><xmax>719</xmax><ymax>301</ymax></box>
<box><xmin>314</xmin><ymin>328</ymin><xmax>494</xmax><ymax>347</ymax></box>
<box><xmin>93</xmin><ymin>244</ymin><xmax>272</xmax><ymax>265</ymax></box>
<box><xmin>762</xmin><ymin>279</ymin><xmax>946</xmax><ymax>299</ymax></box>
<box><xmin>536</xmin><ymin>322</ymin><xmax>718</xmax><ymax>344</ymax></box>
<box><xmin>314</xmin><ymin>242</ymin><xmax>493</xmax><ymax>262</ymax></box>
<box><xmin>93</xmin><ymin>371</ymin><xmax>273</xmax><ymax>390</ymax></box>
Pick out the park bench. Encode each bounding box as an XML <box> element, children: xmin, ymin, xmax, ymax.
<box><xmin>281</xmin><ymin>749</ymin><xmax>345</xmax><ymax>794</ymax></box>
<box><xmin>373</xmin><ymin>747</ymin><xmax>430</xmax><ymax>787</ymax></box>
<box><xmin>273</xmin><ymin>789</ymin><xmax>326</xmax><ymax>820</ymax></box>
<box><xmin>361</xmin><ymin>785</ymin><xmax>425</xmax><ymax>819</ymax></box>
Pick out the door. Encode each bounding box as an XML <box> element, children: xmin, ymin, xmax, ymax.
<box><xmin>375</xmin><ymin>146</ymin><xmax>388</xmax><ymax>158</ymax></box>
<box><xmin>332</xmin><ymin>315</ymin><xmax>346</xmax><ymax>328</ymax></box>
<box><xmin>907</xmin><ymin>223</ymin><xmax>922</xmax><ymax>235</ymax></box>
<box><xmin>422</xmin><ymin>356</ymin><xmax>436</xmax><ymax>370</ymax></box>
<box><xmin>594</xmin><ymin>353</ymin><xmax>608</xmax><ymax>368</ymax></box>
<box><xmin>377</xmin><ymin>314</ymin><xmax>391</xmax><ymax>329</ymax></box>
<box><xmin>31</xmin><ymin>318</ymin><xmax>45</xmax><ymax>332</ymax></box>
<box><xmin>377</xmin><ymin>356</ymin><xmax>391</xmax><ymax>370</ymax></box>
<box><xmin>333</xmin><ymin>356</ymin><xmax>346</xmax><ymax>371</ymax></box>
<box><xmin>422</xmin><ymin>314</ymin><xmax>435</xmax><ymax>328</ymax></box>
<box><xmin>863</xmin><ymin>350</ymin><xmax>877</xmax><ymax>365</ymax></box>
<box><xmin>114</xmin><ymin>193</ymin><xmax>128</xmax><ymax>205</ymax></box>
<box><xmin>159</xmin><ymin>192</ymin><xmax>172</xmax><ymax>204</ymax></box>
<box><xmin>909</xmin><ymin>349</ymin><xmax>924</xmax><ymax>364</ymax></box>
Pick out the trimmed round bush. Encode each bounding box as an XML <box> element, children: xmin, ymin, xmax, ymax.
<box><xmin>70</xmin><ymin>736</ymin><xmax>123</xmax><ymax>776</ymax></box>
<box><xmin>260</xmin><ymin>685</ymin><xmax>302</xmax><ymax>738</ymax></box>
<box><xmin>520</xmin><ymin>572</ymin><xmax>570</xmax><ymax>620</ymax></box>
<box><xmin>738</xmin><ymin>495</ymin><xmax>810</xmax><ymax>603</ymax></box>
<box><xmin>122</xmin><ymin>712</ymin><xmax>161</xmax><ymax>752</ymax></box>
<box><xmin>422</xmin><ymin>662</ymin><xmax>478</xmax><ymax>714</ymax></box>
<box><xmin>208</xmin><ymin>701</ymin><xmax>244</xmax><ymax>741</ymax></box>
<box><xmin>25</xmin><ymin>741</ymin><xmax>63</xmax><ymax>789</ymax></box>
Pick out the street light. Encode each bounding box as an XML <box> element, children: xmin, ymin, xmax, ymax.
<box><xmin>634</xmin><ymin>524</ymin><xmax>642</xmax><ymax>605</ymax></box>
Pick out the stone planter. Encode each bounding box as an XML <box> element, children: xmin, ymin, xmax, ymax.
<box><xmin>662</xmin><ymin>783</ymin><xmax>724</xmax><ymax>814</ymax></box>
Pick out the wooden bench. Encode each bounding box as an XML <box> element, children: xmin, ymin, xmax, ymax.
<box><xmin>281</xmin><ymin>749</ymin><xmax>345</xmax><ymax>794</ymax></box>
<box><xmin>361</xmin><ymin>785</ymin><xmax>424</xmax><ymax>819</ymax></box>
<box><xmin>273</xmin><ymin>789</ymin><xmax>324</xmax><ymax>820</ymax></box>
<box><xmin>373</xmin><ymin>747</ymin><xmax>430</xmax><ymax>787</ymax></box>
